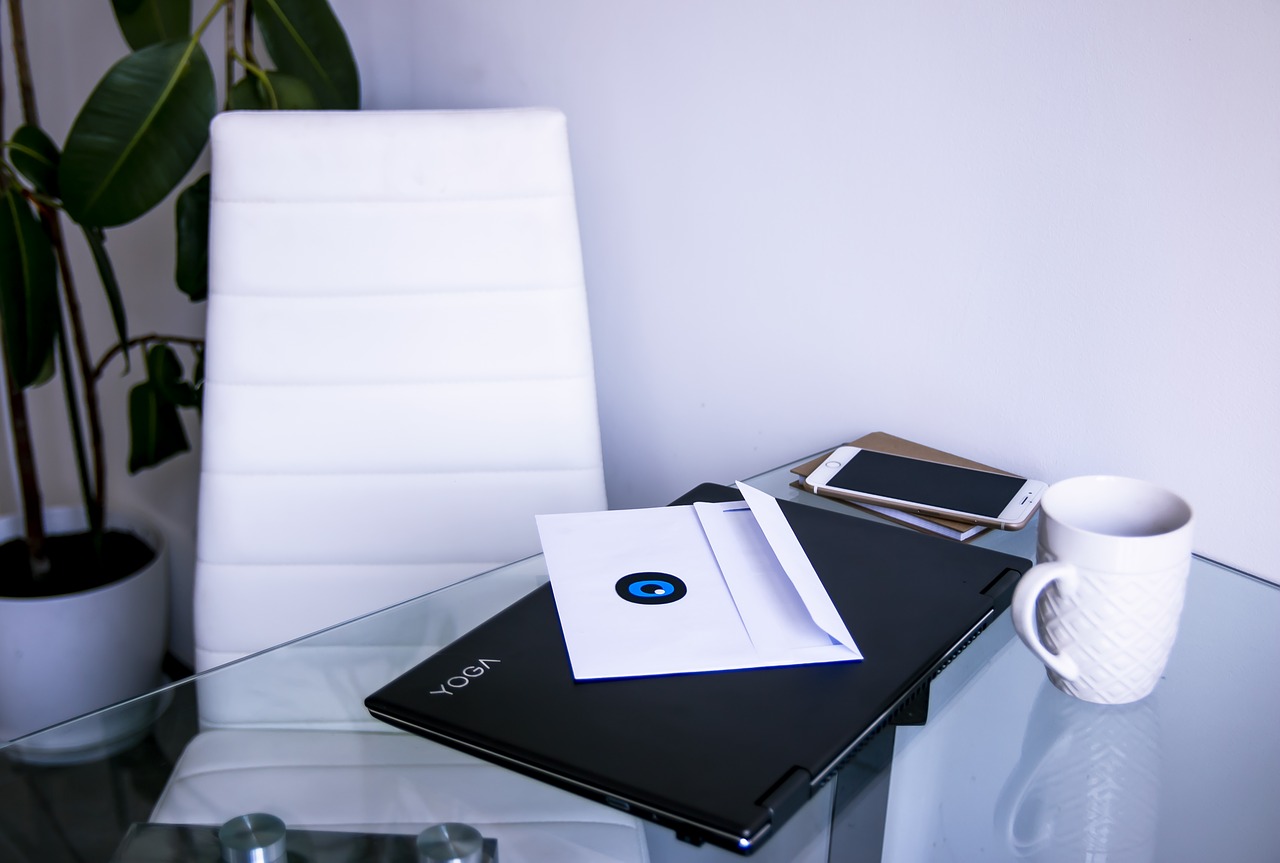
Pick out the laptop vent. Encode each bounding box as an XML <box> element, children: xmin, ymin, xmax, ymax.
<box><xmin>810</xmin><ymin>608</ymin><xmax>997</xmax><ymax>791</ymax></box>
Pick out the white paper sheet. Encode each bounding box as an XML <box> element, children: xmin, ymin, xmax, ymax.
<box><xmin>536</xmin><ymin>483</ymin><xmax>862</xmax><ymax>680</ymax></box>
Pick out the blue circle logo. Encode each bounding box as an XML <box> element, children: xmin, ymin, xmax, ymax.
<box><xmin>615</xmin><ymin>572</ymin><xmax>687</xmax><ymax>605</ymax></box>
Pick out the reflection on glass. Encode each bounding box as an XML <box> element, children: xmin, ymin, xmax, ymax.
<box><xmin>996</xmin><ymin>680</ymin><xmax>1161</xmax><ymax>863</ymax></box>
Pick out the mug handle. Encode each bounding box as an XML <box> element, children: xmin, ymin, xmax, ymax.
<box><xmin>1011</xmin><ymin>561</ymin><xmax>1081</xmax><ymax>681</ymax></box>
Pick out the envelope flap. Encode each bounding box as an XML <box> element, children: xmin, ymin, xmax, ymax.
<box><xmin>736</xmin><ymin>483</ymin><xmax>861</xmax><ymax>656</ymax></box>
<box><xmin>693</xmin><ymin>501</ymin><xmax>842</xmax><ymax>660</ymax></box>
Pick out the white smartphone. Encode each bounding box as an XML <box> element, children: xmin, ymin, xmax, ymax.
<box><xmin>804</xmin><ymin>446</ymin><xmax>1047</xmax><ymax>530</ymax></box>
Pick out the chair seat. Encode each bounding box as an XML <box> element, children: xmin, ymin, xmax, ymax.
<box><xmin>151</xmin><ymin>728</ymin><xmax>650</xmax><ymax>863</ymax></box>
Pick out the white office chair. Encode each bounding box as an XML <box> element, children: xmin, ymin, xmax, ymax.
<box><xmin>151</xmin><ymin>109</ymin><xmax>649</xmax><ymax>863</ymax></box>
<box><xmin>190</xmin><ymin>108</ymin><xmax>608</xmax><ymax>672</ymax></box>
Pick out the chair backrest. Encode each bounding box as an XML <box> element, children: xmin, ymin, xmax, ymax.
<box><xmin>193</xmin><ymin>109</ymin><xmax>607</xmax><ymax>672</ymax></box>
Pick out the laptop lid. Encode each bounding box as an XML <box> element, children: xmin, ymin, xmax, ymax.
<box><xmin>366</xmin><ymin>484</ymin><xmax>1031</xmax><ymax>854</ymax></box>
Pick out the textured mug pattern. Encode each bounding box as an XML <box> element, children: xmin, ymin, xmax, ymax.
<box><xmin>1035</xmin><ymin>546</ymin><xmax>1189</xmax><ymax>704</ymax></box>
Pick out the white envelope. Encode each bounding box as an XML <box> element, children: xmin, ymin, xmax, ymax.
<box><xmin>536</xmin><ymin>482</ymin><xmax>862</xmax><ymax>680</ymax></box>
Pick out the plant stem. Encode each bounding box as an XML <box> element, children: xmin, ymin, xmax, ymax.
<box><xmin>42</xmin><ymin>208</ymin><xmax>102</xmax><ymax>536</ymax></box>
<box><xmin>6</xmin><ymin>0</ymin><xmax>37</xmax><ymax>125</ymax></box>
<box><xmin>94</xmin><ymin>334</ymin><xmax>204</xmax><ymax>382</ymax></box>
<box><xmin>2</xmin><ymin>0</ymin><xmax>49</xmax><ymax>574</ymax></box>
<box><xmin>242</xmin><ymin>0</ymin><xmax>257</xmax><ymax>70</ymax></box>
<box><xmin>231</xmin><ymin>50</ymin><xmax>278</xmax><ymax>109</ymax></box>
<box><xmin>224</xmin><ymin>0</ymin><xmax>236</xmax><ymax>109</ymax></box>
<box><xmin>8</xmin><ymin>0</ymin><xmax>106</xmax><ymax>542</ymax></box>
<box><xmin>232</xmin><ymin>0</ymin><xmax>279</xmax><ymax>110</ymax></box>
<box><xmin>0</xmin><ymin>360</ymin><xmax>48</xmax><ymax>574</ymax></box>
<box><xmin>196</xmin><ymin>0</ymin><xmax>233</xmax><ymax>43</ymax></box>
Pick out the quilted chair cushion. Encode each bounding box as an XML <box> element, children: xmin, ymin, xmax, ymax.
<box><xmin>193</xmin><ymin>108</ymin><xmax>607</xmax><ymax>672</ymax></box>
<box><xmin>154</xmin><ymin>110</ymin><xmax>646</xmax><ymax>862</ymax></box>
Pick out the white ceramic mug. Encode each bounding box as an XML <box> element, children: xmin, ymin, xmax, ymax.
<box><xmin>1011</xmin><ymin>475</ymin><xmax>1193</xmax><ymax>705</ymax></box>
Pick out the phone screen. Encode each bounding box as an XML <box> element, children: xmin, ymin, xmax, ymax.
<box><xmin>828</xmin><ymin>451</ymin><xmax>1025</xmax><ymax>517</ymax></box>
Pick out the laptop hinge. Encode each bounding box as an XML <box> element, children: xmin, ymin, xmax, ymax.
<box><xmin>757</xmin><ymin>766</ymin><xmax>813</xmax><ymax>827</ymax></box>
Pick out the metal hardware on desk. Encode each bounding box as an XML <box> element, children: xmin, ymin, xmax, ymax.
<box><xmin>110</xmin><ymin>822</ymin><xmax>498</xmax><ymax>863</ymax></box>
<box><xmin>418</xmin><ymin>822</ymin><xmax>492</xmax><ymax>863</ymax></box>
<box><xmin>219</xmin><ymin>813</ymin><xmax>286</xmax><ymax>863</ymax></box>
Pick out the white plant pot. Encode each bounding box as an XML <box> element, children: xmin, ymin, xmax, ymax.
<box><xmin>0</xmin><ymin>506</ymin><xmax>169</xmax><ymax>763</ymax></box>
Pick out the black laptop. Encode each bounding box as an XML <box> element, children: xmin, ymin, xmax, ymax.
<box><xmin>365</xmin><ymin>484</ymin><xmax>1031</xmax><ymax>854</ymax></box>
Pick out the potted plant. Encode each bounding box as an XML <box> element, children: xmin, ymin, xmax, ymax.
<box><xmin>0</xmin><ymin>0</ymin><xmax>360</xmax><ymax>756</ymax></box>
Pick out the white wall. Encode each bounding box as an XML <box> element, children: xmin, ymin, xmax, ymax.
<box><xmin>334</xmin><ymin>0</ymin><xmax>1280</xmax><ymax>579</ymax></box>
<box><xmin>3</xmin><ymin>1</ymin><xmax>1277</xmax><ymax>665</ymax></box>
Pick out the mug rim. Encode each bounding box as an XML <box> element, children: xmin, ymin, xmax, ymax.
<box><xmin>1041</xmin><ymin>474</ymin><xmax>1193</xmax><ymax>540</ymax></box>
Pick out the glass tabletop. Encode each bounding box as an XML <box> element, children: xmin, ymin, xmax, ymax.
<box><xmin>3</xmin><ymin>458</ymin><xmax>1278</xmax><ymax>863</ymax></box>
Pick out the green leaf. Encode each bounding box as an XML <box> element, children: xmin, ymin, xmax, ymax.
<box><xmin>191</xmin><ymin>345</ymin><xmax>204</xmax><ymax>414</ymax></box>
<box><xmin>0</xmin><ymin>187</ymin><xmax>59</xmax><ymax>389</ymax></box>
<box><xmin>256</xmin><ymin>0</ymin><xmax>360</xmax><ymax>109</ymax></box>
<box><xmin>228</xmin><ymin>71</ymin><xmax>319</xmax><ymax>111</ymax></box>
<box><xmin>9</xmin><ymin>125</ymin><xmax>61</xmax><ymax>197</ymax></box>
<box><xmin>146</xmin><ymin>343</ymin><xmax>198</xmax><ymax>407</ymax></box>
<box><xmin>81</xmin><ymin>227</ymin><xmax>132</xmax><ymax>373</ymax></box>
<box><xmin>112</xmin><ymin>0</ymin><xmax>192</xmax><ymax>51</ymax></box>
<box><xmin>128</xmin><ymin>379</ymin><xmax>190</xmax><ymax>473</ymax></box>
<box><xmin>175</xmin><ymin>173</ymin><xmax>210</xmax><ymax>301</ymax></box>
<box><xmin>58</xmin><ymin>38</ymin><xmax>216</xmax><ymax>228</ymax></box>
<box><xmin>30</xmin><ymin>345</ymin><xmax>56</xmax><ymax>387</ymax></box>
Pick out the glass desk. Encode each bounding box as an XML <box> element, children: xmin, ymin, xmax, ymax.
<box><xmin>3</xmin><ymin>458</ymin><xmax>1279</xmax><ymax>862</ymax></box>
